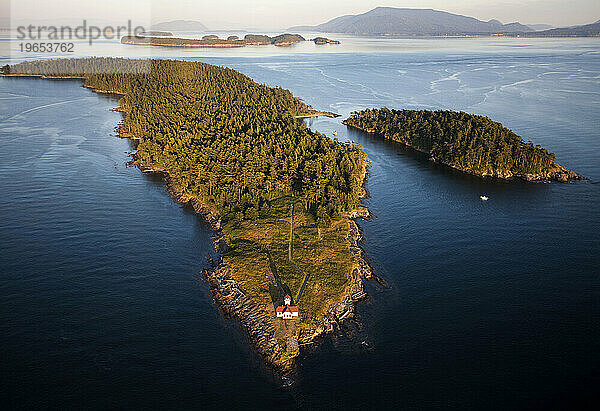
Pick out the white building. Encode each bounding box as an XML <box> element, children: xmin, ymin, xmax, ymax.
<box><xmin>276</xmin><ymin>294</ymin><xmax>299</xmax><ymax>319</ymax></box>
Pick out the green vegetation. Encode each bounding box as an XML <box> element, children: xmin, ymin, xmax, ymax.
<box><xmin>7</xmin><ymin>57</ymin><xmax>366</xmax><ymax>327</ymax></box>
<box><xmin>222</xmin><ymin>195</ymin><xmax>357</xmax><ymax>321</ymax></box>
<box><xmin>344</xmin><ymin>107</ymin><xmax>575</xmax><ymax>179</ymax></box>
<box><xmin>270</xmin><ymin>34</ymin><xmax>306</xmax><ymax>45</ymax></box>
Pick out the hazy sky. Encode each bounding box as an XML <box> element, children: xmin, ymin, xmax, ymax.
<box><xmin>5</xmin><ymin>0</ymin><xmax>600</xmax><ymax>30</ymax></box>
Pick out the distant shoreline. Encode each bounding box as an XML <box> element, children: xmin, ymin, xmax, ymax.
<box><xmin>121</xmin><ymin>33</ymin><xmax>307</xmax><ymax>48</ymax></box>
<box><xmin>121</xmin><ymin>34</ymin><xmax>341</xmax><ymax>48</ymax></box>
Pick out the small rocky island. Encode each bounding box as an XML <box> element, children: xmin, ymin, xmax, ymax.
<box><xmin>121</xmin><ymin>33</ymin><xmax>306</xmax><ymax>48</ymax></box>
<box><xmin>312</xmin><ymin>37</ymin><xmax>341</xmax><ymax>45</ymax></box>
<box><xmin>138</xmin><ymin>31</ymin><xmax>173</xmax><ymax>37</ymax></box>
<box><xmin>344</xmin><ymin>108</ymin><xmax>581</xmax><ymax>182</ymax></box>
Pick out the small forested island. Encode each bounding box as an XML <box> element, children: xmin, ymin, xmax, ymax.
<box><xmin>312</xmin><ymin>37</ymin><xmax>341</xmax><ymax>45</ymax></box>
<box><xmin>138</xmin><ymin>31</ymin><xmax>173</xmax><ymax>37</ymax></box>
<box><xmin>344</xmin><ymin>108</ymin><xmax>581</xmax><ymax>182</ymax></box>
<box><xmin>2</xmin><ymin>58</ymin><xmax>371</xmax><ymax>374</ymax></box>
<box><xmin>121</xmin><ymin>33</ymin><xmax>306</xmax><ymax>48</ymax></box>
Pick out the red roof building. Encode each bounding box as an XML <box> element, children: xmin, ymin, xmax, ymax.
<box><xmin>276</xmin><ymin>295</ymin><xmax>299</xmax><ymax>319</ymax></box>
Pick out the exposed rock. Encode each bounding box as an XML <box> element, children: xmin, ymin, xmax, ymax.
<box><xmin>203</xmin><ymin>265</ymin><xmax>295</xmax><ymax>374</ymax></box>
<box><xmin>165</xmin><ymin>180</ymin><xmax>222</xmax><ymax>231</ymax></box>
<box><xmin>440</xmin><ymin>160</ymin><xmax>584</xmax><ymax>182</ymax></box>
<box><xmin>348</xmin><ymin>206</ymin><xmax>371</xmax><ymax>219</ymax></box>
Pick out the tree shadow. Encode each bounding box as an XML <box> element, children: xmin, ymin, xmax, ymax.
<box><xmin>265</xmin><ymin>249</ymin><xmax>291</xmax><ymax>307</ymax></box>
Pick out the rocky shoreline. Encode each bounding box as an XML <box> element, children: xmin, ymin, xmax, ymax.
<box><xmin>438</xmin><ymin>160</ymin><xmax>583</xmax><ymax>182</ymax></box>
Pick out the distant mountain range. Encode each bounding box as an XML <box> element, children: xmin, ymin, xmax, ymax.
<box><xmin>526</xmin><ymin>24</ymin><xmax>554</xmax><ymax>31</ymax></box>
<box><xmin>151</xmin><ymin>20</ymin><xmax>208</xmax><ymax>32</ymax></box>
<box><xmin>289</xmin><ymin>7</ymin><xmax>533</xmax><ymax>36</ymax></box>
<box><xmin>523</xmin><ymin>20</ymin><xmax>600</xmax><ymax>37</ymax></box>
<box><xmin>151</xmin><ymin>11</ymin><xmax>600</xmax><ymax>38</ymax></box>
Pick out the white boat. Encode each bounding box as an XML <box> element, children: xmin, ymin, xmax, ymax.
<box><xmin>480</xmin><ymin>195</ymin><xmax>489</xmax><ymax>201</ymax></box>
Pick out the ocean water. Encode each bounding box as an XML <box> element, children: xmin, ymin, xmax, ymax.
<box><xmin>1</xmin><ymin>38</ymin><xmax>599</xmax><ymax>409</ymax></box>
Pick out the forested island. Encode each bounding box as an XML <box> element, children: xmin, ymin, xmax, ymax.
<box><xmin>344</xmin><ymin>108</ymin><xmax>581</xmax><ymax>181</ymax></box>
<box><xmin>1</xmin><ymin>58</ymin><xmax>371</xmax><ymax>374</ymax></box>
<box><xmin>121</xmin><ymin>33</ymin><xmax>306</xmax><ymax>48</ymax></box>
<box><xmin>138</xmin><ymin>31</ymin><xmax>173</xmax><ymax>37</ymax></box>
<box><xmin>312</xmin><ymin>37</ymin><xmax>341</xmax><ymax>45</ymax></box>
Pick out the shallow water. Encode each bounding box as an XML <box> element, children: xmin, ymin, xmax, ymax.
<box><xmin>1</xmin><ymin>38</ymin><xmax>599</xmax><ymax>409</ymax></box>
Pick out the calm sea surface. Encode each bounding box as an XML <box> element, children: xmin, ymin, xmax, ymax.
<box><xmin>1</xmin><ymin>37</ymin><xmax>599</xmax><ymax>409</ymax></box>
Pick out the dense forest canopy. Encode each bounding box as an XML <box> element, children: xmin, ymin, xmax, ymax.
<box><xmin>8</xmin><ymin>58</ymin><xmax>365</xmax><ymax>224</ymax></box>
<box><xmin>344</xmin><ymin>107</ymin><xmax>562</xmax><ymax>176</ymax></box>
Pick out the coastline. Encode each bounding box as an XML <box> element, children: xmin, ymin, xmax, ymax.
<box><xmin>343</xmin><ymin>121</ymin><xmax>583</xmax><ymax>182</ymax></box>
<box><xmin>0</xmin><ymin>74</ymin><xmax>87</xmax><ymax>80</ymax></box>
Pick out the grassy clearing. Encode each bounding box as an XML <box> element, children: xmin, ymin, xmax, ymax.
<box><xmin>222</xmin><ymin>195</ymin><xmax>357</xmax><ymax>329</ymax></box>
